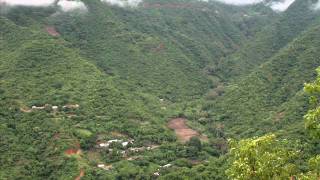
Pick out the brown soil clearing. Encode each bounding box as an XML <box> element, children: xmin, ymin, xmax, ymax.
<box><xmin>46</xmin><ymin>26</ymin><xmax>60</xmax><ymax>37</ymax></box>
<box><xmin>168</xmin><ymin>118</ymin><xmax>207</xmax><ymax>143</ymax></box>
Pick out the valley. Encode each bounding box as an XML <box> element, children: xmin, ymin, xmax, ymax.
<box><xmin>0</xmin><ymin>0</ymin><xmax>320</xmax><ymax>179</ymax></box>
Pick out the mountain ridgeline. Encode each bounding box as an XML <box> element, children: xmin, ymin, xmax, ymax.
<box><xmin>0</xmin><ymin>0</ymin><xmax>320</xmax><ymax>179</ymax></box>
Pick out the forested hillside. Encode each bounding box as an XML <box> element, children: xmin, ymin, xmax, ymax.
<box><xmin>48</xmin><ymin>0</ymin><xmax>275</xmax><ymax>101</ymax></box>
<box><xmin>215</xmin><ymin>0</ymin><xmax>320</xmax><ymax>81</ymax></box>
<box><xmin>1</xmin><ymin>0</ymin><xmax>320</xmax><ymax>179</ymax></box>
<box><xmin>205</xmin><ymin>24</ymin><xmax>320</xmax><ymax>138</ymax></box>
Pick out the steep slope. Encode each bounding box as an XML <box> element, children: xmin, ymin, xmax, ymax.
<box><xmin>204</xmin><ymin>24</ymin><xmax>320</xmax><ymax>139</ymax></box>
<box><xmin>48</xmin><ymin>0</ymin><xmax>275</xmax><ymax>101</ymax></box>
<box><xmin>214</xmin><ymin>0</ymin><xmax>320</xmax><ymax>81</ymax></box>
<box><xmin>0</xmin><ymin>16</ymin><xmax>175</xmax><ymax>179</ymax></box>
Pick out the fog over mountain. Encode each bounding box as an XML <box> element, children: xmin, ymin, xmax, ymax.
<box><xmin>0</xmin><ymin>0</ymin><xmax>87</xmax><ymax>12</ymax></box>
<box><xmin>0</xmin><ymin>0</ymin><xmax>55</xmax><ymax>6</ymax></box>
<box><xmin>101</xmin><ymin>0</ymin><xmax>142</xmax><ymax>7</ymax></box>
<box><xmin>313</xmin><ymin>1</ymin><xmax>320</xmax><ymax>10</ymax></box>
<box><xmin>268</xmin><ymin>0</ymin><xmax>295</xmax><ymax>11</ymax></box>
<box><xmin>0</xmin><ymin>0</ymin><xmax>299</xmax><ymax>11</ymax></box>
<box><xmin>211</xmin><ymin>0</ymin><xmax>296</xmax><ymax>11</ymax></box>
<box><xmin>57</xmin><ymin>0</ymin><xmax>87</xmax><ymax>12</ymax></box>
<box><xmin>210</xmin><ymin>0</ymin><xmax>264</xmax><ymax>5</ymax></box>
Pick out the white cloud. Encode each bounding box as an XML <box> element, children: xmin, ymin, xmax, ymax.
<box><xmin>312</xmin><ymin>1</ymin><xmax>320</xmax><ymax>10</ymax></box>
<box><xmin>208</xmin><ymin>0</ymin><xmax>264</xmax><ymax>5</ymax></box>
<box><xmin>0</xmin><ymin>0</ymin><xmax>55</xmax><ymax>6</ymax></box>
<box><xmin>269</xmin><ymin>0</ymin><xmax>295</xmax><ymax>11</ymax></box>
<box><xmin>0</xmin><ymin>0</ymin><xmax>87</xmax><ymax>12</ymax></box>
<box><xmin>57</xmin><ymin>0</ymin><xmax>87</xmax><ymax>12</ymax></box>
<box><xmin>0</xmin><ymin>0</ymin><xmax>299</xmax><ymax>12</ymax></box>
<box><xmin>204</xmin><ymin>0</ymin><xmax>296</xmax><ymax>12</ymax></box>
<box><xmin>101</xmin><ymin>0</ymin><xmax>142</xmax><ymax>7</ymax></box>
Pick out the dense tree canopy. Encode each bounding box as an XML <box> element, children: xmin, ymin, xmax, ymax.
<box><xmin>1</xmin><ymin>0</ymin><xmax>320</xmax><ymax>179</ymax></box>
<box><xmin>226</xmin><ymin>134</ymin><xmax>297</xmax><ymax>180</ymax></box>
<box><xmin>304</xmin><ymin>67</ymin><xmax>320</xmax><ymax>139</ymax></box>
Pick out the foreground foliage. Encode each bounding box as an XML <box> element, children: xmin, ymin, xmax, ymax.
<box><xmin>226</xmin><ymin>134</ymin><xmax>297</xmax><ymax>180</ymax></box>
<box><xmin>227</xmin><ymin>68</ymin><xmax>320</xmax><ymax>179</ymax></box>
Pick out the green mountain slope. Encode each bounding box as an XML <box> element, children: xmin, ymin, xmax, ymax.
<box><xmin>1</xmin><ymin>0</ymin><xmax>320</xmax><ymax>179</ymax></box>
<box><xmin>49</xmin><ymin>0</ymin><xmax>275</xmax><ymax>101</ymax></box>
<box><xmin>215</xmin><ymin>0</ymin><xmax>320</xmax><ymax>81</ymax></box>
<box><xmin>204</xmin><ymin>24</ymin><xmax>320</xmax><ymax>139</ymax></box>
<box><xmin>0</xmin><ymin>16</ymin><xmax>175</xmax><ymax>179</ymax></box>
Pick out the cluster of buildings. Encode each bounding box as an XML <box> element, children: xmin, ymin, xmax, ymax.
<box><xmin>21</xmin><ymin>104</ymin><xmax>80</xmax><ymax>113</ymax></box>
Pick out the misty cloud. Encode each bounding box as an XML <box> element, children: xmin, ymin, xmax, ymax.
<box><xmin>206</xmin><ymin>0</ymin><xmax>296</xmax><ymax>12</ymax></box>
<box><xmin>100</xmin><ymin>0</ymin><xmax>142</xmax><ymax>7</ymax></box>
<box><xmin>57</xmin><ymin>0</ymin><xmax>87</xmax><ymax>12</ymax></box>
<box><xmin>0</xmin><ymin>0</ymin><xmax>87</xmax><ymax>12</ymax></box>
<box><xmin>0</xmin><ymin>0</ymin><xmax>55</xmax><ymax>6</ymax></box>
<box><xmin>312</xmin><ymin>1</ymin><xmax>320</xmax><ymax>10</ymax></box>
<box><xmin>209</xmin><ymin>0</ymin><xmax>264</xmax><ymax>5</ymax></box>
<box><xmin>269</xmin><ymin>0</ymin><xmax>295</xmax><ymax>11</ymax></box>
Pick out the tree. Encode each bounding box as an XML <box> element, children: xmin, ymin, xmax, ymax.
<box><xmin>187</xmin><ymin>137</ymin><xmax>202</xmax><ymax>151</ymax></box>
<box><xmin>304</xmin><ymin>67</ymin><xmax>320</xmax><ymax>139</ymax></box>
<box><xmin>226</xmin><ymin>68</ymin><xmax>320</xmax><ymax>180</ymax></box>
<box><xmin>186</xmin><ymin>137</ymin><xmax>202</xmax><ymax>158</ymax></box>
<box><xmin>226</xmin><ymin>134</ymin><xmax>297</xmax><ymax>180</ymax></box>
<box><xmin>299</xmin><ymin>143</ymin><xmax>320</xmax><ymax>179</ymax></box>
<box><xmin>300</xmin><ymin>68</ymin><xmax>320</xmax><ymax>178</ymax></box>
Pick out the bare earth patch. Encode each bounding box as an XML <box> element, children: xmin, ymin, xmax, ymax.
<box><xmin>168</xmin><ymin>118</ymin><xmax>208</xmax><ymax>143</ymax></box>
<box><xmin>20</xmin><ymin>107</ymin><xmax>32</xmax><ymax>113</ymax></box>
<box><xmin>45</xmin><ymin>26</ymin><xmax>60</xmax><ymax>37</ymax></box>
<box><xmin>111</xmin><ymin>131</ymin><xmax>127</xmax><ymax>137</ymax></box>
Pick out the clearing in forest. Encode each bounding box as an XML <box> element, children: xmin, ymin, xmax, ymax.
<box><xmin>45</xmin><ymin>26</ymin><xmax>60</xmax><ymax>37</ymax></box>
<box><xmin>168</xmin><ymin>118</ymin><xmax>207</xmax><ymax>143</ymax></box>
